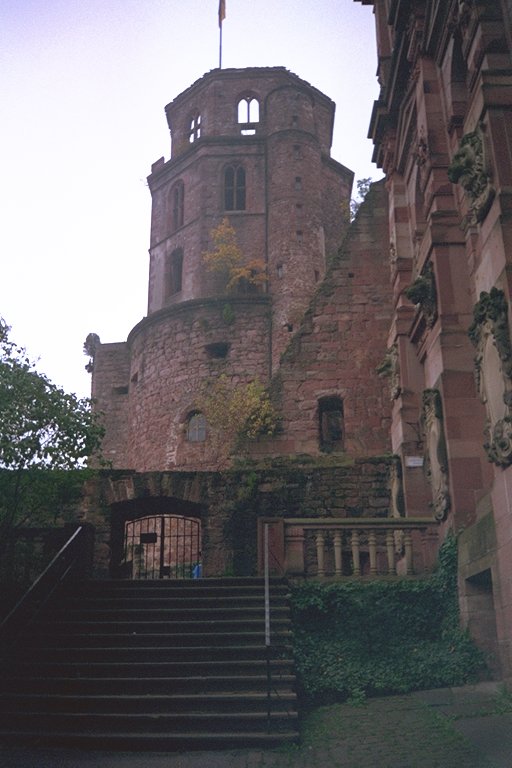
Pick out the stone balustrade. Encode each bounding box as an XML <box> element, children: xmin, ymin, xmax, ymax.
<box><xmin>259</xmin><ymin>517</ymin><xmax>439</xmax><ymax>578</ymax></box>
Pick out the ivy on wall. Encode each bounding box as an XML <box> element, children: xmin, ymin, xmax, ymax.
<box><xmin>290</xmin><ymin>534</ymin><xmax>485</xmax><ymax>703</ymax></box>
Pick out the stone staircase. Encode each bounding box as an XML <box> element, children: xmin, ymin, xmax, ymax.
<box><xmin>0</xmin><ymin>578</ymin><xmax>299</xmax><ymax>750</ymax></box>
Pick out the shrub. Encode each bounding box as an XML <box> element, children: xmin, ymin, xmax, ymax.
<box><xmin>290</xmin><ymin>534</ymin><xmax>485</xmax><ymax>702</ymax></box>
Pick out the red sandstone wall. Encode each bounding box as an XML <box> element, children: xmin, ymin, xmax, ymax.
<box><xmin>90</xmin><ymin>342</ymin><xmax>131</xmax><ymax>467</ymax></box>
<box><xmin>125</xmin><ymin>297</ymin><xmax>271</xmax><ymax>471</ymax></box>
<box><xmin>257</xmin><ymin>180</ymin><xmax>393</xmax><ymax>459</ymax></box>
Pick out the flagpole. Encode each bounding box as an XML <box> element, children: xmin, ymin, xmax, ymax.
<box><xmin>218</xmin><ymin>0</ymin><xmax>225</xmax><ymax>69</ymax></box>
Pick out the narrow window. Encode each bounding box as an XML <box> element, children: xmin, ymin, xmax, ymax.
<box><xmin>319</xmin><ymin>396</ymin><xmax>344</xmax><ymax>453</ymax></box>
<box><xmin>189</xmin><ymin>114</ymin><xmax>201</xmax><ymax>143</ymax></box>
<box><xmin>296</xmin><ymin>203</ymin><xmax>303</xmax><ymax>218</ymax></box>
<box><xmin>276</xmin><ymin>264</ymin><xmax>283</xmax><ymax>278</ymax></box>
<box><xmin>237</xmin><ymin>96</ymin><xmax>259</xmax><ymax>135</ymax></box>
<box><xmin>293</xmin><ymin>144</ymin><xmax>301</xmax><ymax>159</ymax></box>
<box><xmin>187</xmin><ymin>412</ymin><xmax>206</xmax><ymax>442</ymax></box>
<box><xmin>294</xmin><ymin>176</ymin><xmax>302</xmax><ymax>191</ymax></box>
<box><xmin>291</xmin><ymin>115</ymin><xmax>299</xmax><ymax>128</ymax></box>
<box><xmin>224</xmin><ymin>164</ymin><xmax>246</xmax><ymax>211</ymax></box>
<box><xmin>296</xmin><ymin>230</ymin><xmax>303</xmax><ymax>243</ymax></box>
<box><xmin>171</xmin><ymin>181</ymin><xmax>184</xmax><ymax>231</ymax></box>
<box><xmin>166</xmin><ymin>248</ymin><xmax>183</xmax><ymax>297</ymax></box>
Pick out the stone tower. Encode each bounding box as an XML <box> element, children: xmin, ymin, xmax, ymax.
<box><xmin>90</xmin><ymin>67</ymin><xmax>353</xmax><ymax>470</ymax></box>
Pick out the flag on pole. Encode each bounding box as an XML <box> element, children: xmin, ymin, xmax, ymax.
<box><xmin>219</xmin><ymin>0</ymin><xmax>226</xmax><ymax>27</ymax></box>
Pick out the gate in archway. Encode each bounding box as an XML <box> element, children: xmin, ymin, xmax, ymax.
<box><xmin>123</xmin><ymin>515</ymin><xmax>201</xmax><ymax>579</ymax></box>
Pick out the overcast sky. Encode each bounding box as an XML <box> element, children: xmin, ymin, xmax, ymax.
<box><xmin>1</xmin><ymin>0</ymin><xmax>380</xmax><ymax>398</ymax></box>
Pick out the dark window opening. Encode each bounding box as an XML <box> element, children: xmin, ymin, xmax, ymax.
<box><xmin>296</xmin><ymin>230</ymin><xmax>303</xmax><ymax>243</ymax></box>
<box><xmin>171</xmin><ymin>181</ymin><xmax>184</xmax><ymax>231</ymax></box>
<box><xmin>291</xmin><ymin>115</ymin><xmax>299</xmax><ymax>128</ymax></box>
<box><xmin>276</xmin><ymin>264</ymin><xmax>283</xmax><ymax>278</ymax></box>
<box><xmin>166</xmin><ymin>248</ymin><xmax>183</xmax><ymax>298</ymax></box>
<box><xmin>314</xmin><ymin>270</ymin><xmax>320</xmax><ymax>283</ymax></box>
<box><xmin>112</xmin><ymin>385</ymin><xmax>129</xmax><ymax>395</ymax></box>
<box><xmin>294</xmin><ymin>176</ymin><xmax>302</xmax><ymax>190</ymax></box>
<box><xmin>293</xmin><ymin>144</ymin><xmax>301</xmax><ymax>159</ymax></box>
<box><xmin>319</xmin><ymin>396</ymin><xmax>344</xmax><ymax>453</ymax></box>
<box><xmin>187</xmin><ymin>412</ymin><xmax>206</xmax><ymax>442</ymax></box>
<box><xmin>205</xmin><ymin>342</ymin><xmax>230</xmax><ymax>359</ymax></box>
<box><xmin>224</xmin><ymin>164</ymin><xmax>246</xmax><ymax>211</ymax></box>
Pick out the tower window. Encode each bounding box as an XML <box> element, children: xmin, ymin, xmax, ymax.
<box><xmin>171</xmin><ymin>181</ymin><xmax>184</xmax><ymax>231</ymax></box>
<box><xmin>187</xmin><ymin>412</ymin><xmax>206</xmax><ymax>442</ymax></box>
<box><xmin>165</xmin><ymin>248</ymin><xmax>183</xmax><ymax>297</ymax></box>
<box><xmin>224</xmin><ymin>164</ymin><xmax>246</xmax><ymax>211</ymax></box>
<box><xmin>319</xmin><ymin>396</ymin><xmax>344</xmax><ymax>453</ymax></box>
<box><xmin>189</xmin><ymin>114</ymin><xmax>201</xmax><ymax>143</ymax></box>
<box><xmin>293</xmin><ymin>144</ymin><xmax>302</xmax><ymax>159</ymax></box>
<box><xmin>294</xmin><ymin>176</ymin><xmax>302</xmax><ymax>191</ymax></box>
<box><xmin>237</xmin><ymin>96</ymin><xmax>259</xmax><ymax>135</ymax></box>
<box><xmin>296</xmin><ymin>230</ymin><xmax>303</xmax><ymax>243</ymax></box>
<box><xmin>276</xmin><ymin>264</ymin><xmax>283</xmax><ymax>278</ymax></box>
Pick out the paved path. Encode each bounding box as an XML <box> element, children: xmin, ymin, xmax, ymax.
<box><xmin>1</xmin><ymin>681</ymin><xmax>511</xmax><ymax>768</ymax></box>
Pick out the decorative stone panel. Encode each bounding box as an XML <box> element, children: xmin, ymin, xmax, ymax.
<box><xmin>421</xmin><ymin>389</ymin><xmax>451</xmax><ymax>521</ymax></box>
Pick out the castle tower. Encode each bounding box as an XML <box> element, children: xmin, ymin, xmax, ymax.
<box><xmin>90</xmin><ymin>67</ymin><xmax>352</xmax><ymax>471</ymax></box>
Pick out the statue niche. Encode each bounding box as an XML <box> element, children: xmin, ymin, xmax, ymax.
<box><xmin>421</xmin><ymin>389</ymin><xmax>451</xmax><ymax>521</ymax></box>
<box><xmin>469</xmin><ymin>288</ymin><xmax>512</xmax><ymax>466</ymax></box>
<box><xmin>447</xmin><ymin>128</ymin><xmax>495</xmax><ymax>225</ymax></box>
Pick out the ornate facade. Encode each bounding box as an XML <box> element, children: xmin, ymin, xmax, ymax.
<box><xmin>358</xmin><ymin>0</ymin><xmax>512</xmax><ymax>682</ymax></box>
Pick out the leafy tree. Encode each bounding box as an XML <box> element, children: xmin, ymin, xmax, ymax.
<box><xmin>0</xmin><ymin>319</ymin><xmax>104</xmax><ymax>555</ymax></box>
<box><xmin>202</xmin><ymin>218</ymin><xmax>267</xmax><ymax>293</ymax></box>
<box><xmin>201</xmin><ymin>374</ymin><xmax>277</xmax><ymax>465</ymax></box>
<box><xmin>350</xmin><ymin>177</ymin><xmax>372</xmax><ymax>220</ymax></box>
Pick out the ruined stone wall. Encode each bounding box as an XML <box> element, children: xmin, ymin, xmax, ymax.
<box><xmin>90</xmin><ymin>342</ymin><xmax>131</xmax><ymax>467</ymax></box>
<box><xmin>257</xmin><ymin>180</ymin><xmax>393</xmax><ymax>459</ymax></box>
<box><xmin>82</xmin><ymin>458</ymin><xmax>393</xmax><ymax>578</ymax></box>
<box><xmin>125</xmin><ymin>296</ymin><xmax>271</xmax><ymax>471</ymax></box>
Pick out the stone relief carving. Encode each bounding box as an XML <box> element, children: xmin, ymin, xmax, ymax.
<box><xmin>421</xmin><ymin>389</ymin><xmax>451</xmax><ymax>521</ymax></box>
<box><xmin>83</xmin><ymin>332</ymin><xmax>101</xmax><ymax>373</ymax></box>
<box><xmin>415</xmin><ymin>128</ymin><xmax>429</xmax><ymax>167</ymax></box>
<box><xmin>469</xmin><ymin>288</ymin><xmax>512</xmax><ymax>466</ymax></box>
<box><xmin>404</xmin><ymin>261</ymin><xmax>438</xmax><ymax>328</ymax></box>
<box><xmin>389</xmin><ymin>455</ymin><xmax>405</xmax><ymax>553</ymax></box>
<box><xmin>447</xmin><ymin>128</ymin><xmax>495</xmax><ymax>224</ymax></box>
<box><xmin>376</xmin><ymin>344</ymin><xmax>401</xmax><ymax>401</ymax></box>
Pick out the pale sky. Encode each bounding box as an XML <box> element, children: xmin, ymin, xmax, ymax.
<box><xmin>1</xmin><ymin>0</ymin><xmax>380</xmax><ymax>399</ymax></box>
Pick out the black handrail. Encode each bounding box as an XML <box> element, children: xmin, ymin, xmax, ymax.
<box><xmin>0</xmin><ymin>525</ymin><xmax>87</xmax><ymax>643</ymax></box>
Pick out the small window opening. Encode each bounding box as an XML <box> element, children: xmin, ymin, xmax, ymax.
<box><xmin>293</xmin><ymin>144</ymin><xmax>301</xmax><ymax>159</ymax></box>
<box><xmin>166</xmin><ymin>248</ymin><xmax>183</xmax><ymax>297</ymax></box>
<box><xmin>294</xmin><ymin>176</ymin><xmax>302</xmax><ymax>191</ymax></box>
<box><xmin>187</xmin><ymin>412</ymin><xmax>206</xmax><ymax>442</ymax></box>
<box><xmin>296</xmin><ymin>203</ymin><xmax>303</xmax><ymax>218</ymax></box>
<box><xmin>112</xmin><ymin>385</ymin><xmax>129</xmax><ymax>395</ymax></box>
<box><xmin>224</xmin><ymin>164</ymin><xmax>246</xmax><ymax>211</ymax></box>
<box><xmin>314</xmin><ymin>270</ymin><xmax>320</xmax><ymax>283</ymax></box>
<box><xmin>205</xmin><ymin>342</ymin><xmax>230</xmax><ymax>359</ymax></box>
<box><xmin>286</xmin><ymin>323</ymin><xmax>294</xmax><ymax>332</ymax></box>
<box><xmin>291</xmin><ymin>115</ymin><xmax>299</xmax><ymax>128</ymax></box>
<box><xmin>296</xmin><ymin>230</ymin><xmax>303</xmax><ymax>243</ymax></box>
<box><xmin>319</xmin><ymin>396</ymin><xmax>344</xmax><ymax>453</ymax></box>
<box><xmin>189</xmin><ymin>114</ymin><xmax>201</xmax><ymax>143</ymax></box>
<box><xmin>171</xmin><ymin>181</ymin><xmax>184</xmax><ymax>231</ymax></box>
<box><xmin>276</xmin><ymin>264</ymin><xmax>284</xmax><ymax>278</ymax></box>
<box><xmin>237</xmin><ymin>96</ymin><xmax>259</xmax><ymax>135</ymax></box>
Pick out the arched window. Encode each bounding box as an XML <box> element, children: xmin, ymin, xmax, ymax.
<box><xmin>189</xmin><ymin>114</ymin><xmax>201</xmax><ymax>143</ymax></box>
<box><xmin>165</xmin><ymin>248</ymin><xmax>183</xmax><ymax>297</ymax></box>
<box><xmin>237</xmin><ymin>96</ymin><xmax>259</xmax><ymax>135</ymax></box>
<box><xmin>224</xmin><ymin>165</ymin><xmax>246</xmax><ymax>211</ymax></box>
<box><xmin>318</xmin><ymin>396</ymin><xmax>344</xmax><ymax>453</ymax></box>
<box><xmin>187</xmin><ymin>412</ymin><xmax>206</xmax><ymax>442</ymax></box>
<box><xmin>171</xmin><ymin>181</ymin><xmax>184</xmax><ymax>231</ymax></box>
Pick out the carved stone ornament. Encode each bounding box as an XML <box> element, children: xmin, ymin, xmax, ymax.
<box><xmin>404</xmin><ymin>261</ymin><xmax>438</xmax><ymax>328</ymax></box>
<box><xmin>447</xmin><ymin>128</ymin><xmax>495</xmax><ymax>224</ymax></box>
<box><xmin>415</xmin><ymin>129</ymin><xmax>429</xmax><ymax>167</ymax></box>
<box><xmin>469</xmin><ymin>288</ymin><xmax>512</xmax><ymax>466</ymax></box>
<box><xmin>376</xmin><ymin>344</ymin><xmax>401</xmax><ymax>400</ymax></box>
<box><xmin>421</xmin><ymin>389</ymin><xmax>451</xmax><ymax>521</ymax></box>
<box><xmin>83</xmin><ymin>332</ymin><xmax>101</xmax><ymax>374</ymax></box>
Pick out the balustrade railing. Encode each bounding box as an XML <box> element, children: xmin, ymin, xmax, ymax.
<box><xmin>282</xmin><ymin>517</ymin><xmax>438</xmax><ymax>578</ymax></box>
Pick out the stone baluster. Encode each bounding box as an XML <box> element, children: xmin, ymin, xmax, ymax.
<box><xmin>368</xmin><ymin>530</ymin><xmax>377</xmax><ymax>575</ymax></box>
<box><xmin>386</xmin><ymin>530</ymin><xmax>396</xmax><ymax>574</ymax></box>
<box><xmin>351</xmin><ymin>530</ymin><xmax>361</xmax><ymax>576</ymax></box>
<box><xmin>404</xmin><ymin>531</ymin><xmax>413</xmax><ymax>575</ymax></box>
<box><xmin>333</xmin><ymin>530</ymin><xmax>343</xmax><ymax>576</ymax></box>
<box><xmin>315</xmin><ymin>530</ymin><xmax>326</xmax><ymax>577</ymax></box>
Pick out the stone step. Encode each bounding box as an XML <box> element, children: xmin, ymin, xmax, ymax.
<box><xmin>1</xmin><ymin>673</ymin><xmax>296</xmax><ymax>695</ymax></box>
<box><xmin>27</xmin><ymin>630</ymin><xmax>292</xmax><ymax>648</ymax></box>
<box><xmin>0</xmin><ymin>691</ymin><xmax>297</xmax><ymax>714</ymax></box>
<box><xmin>0</xmin><ymin>728</ymin><xmax>299</xmax><ymax>751</ymax></box>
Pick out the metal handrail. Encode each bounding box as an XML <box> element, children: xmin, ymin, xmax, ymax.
<box><xmin>0</xmin><ymin>525</ymin><xmax>86</xmax><ymax>642</ymax></box>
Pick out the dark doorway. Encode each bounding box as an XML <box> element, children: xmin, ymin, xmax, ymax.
<box><xmin>123</xmin><ymin>515</ymin><xmax>201</xmax><ymax>580</ymax></box>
